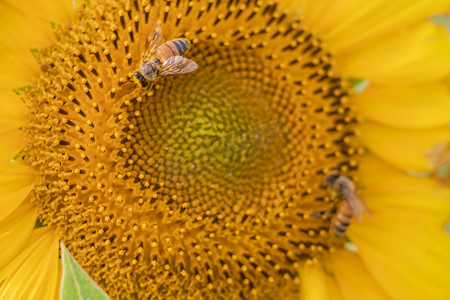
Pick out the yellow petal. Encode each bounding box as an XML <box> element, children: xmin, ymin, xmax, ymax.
<box><xmin>0</xmin><ymin>128</ymin><xmax>26</xmax><ymax>162</ymax></box>
<box><xmin>349</xmin><ymin>219</ymin><xmax>450</xmax><ymax>299</ymax></box>
<box><xmin>0</xmin><ymin>0</ymin><xmax>73</xmax><ymax>52</ymax></box>
<box><xmin>0</xmin><ymin>90</ymin><xmax>28</xmax><ymax>131</ymax></box>
<box><xmin>337</xmin><ymin>23</ymin><xmax>450</xmax><ymax>84</ymax></box>
<box><xmin>0</xmin><ymin>203</ymin><xmax>37</xmax><ymax>270</ymax></box>
<box><xmin>300</xmin><ymin>262</ymin><xmax>343</xmax><ymax>300</ymax></box>
<box><xmin>0</xmin><ymin>0</ymin><xmax>74</xmax><ymax>91</ymax></box>
<box><xmin>0</xmin><ymin>50</ymin><xmax>40</xmax><ymax>92</ymax></box>
<box><xmin>327</xmin><ymin>250</ymin><xmax>389</xmax><ymax>300</ymax></box>
<box><xmin>364</xmin><ymin>189</ymin><xmax>450</xmax><ymax>227</ymax></box>
<box><xmin>0</xmin><ymin>227</ymin><xmax>60</xmax><ymax>300</ymax></box>
<box><xmin>54</xmin><ymin>255</ymin><xmax>63</xmax><ymax>299</ymax></box>
<box><xmin>296</xmin><ymin>0</ymin><xmax>450</xmax><ymax>55</ymax></box>
<box><xmin>355</xmin><ymin>81</ymin><xmax>450</xmax><ymax>129</ymax></box>
<box><xmin>357</xmin><ymin>158</ymin><xmax>450</xmax><ymax>228</ymax></box>
<box><xmin>357</xmin><ymin>121</ymin><xmax>450</xmax><ymax>172</ymax></box>
<box><xmin>350</xmin><ymin>155</ymin><xmax>450</xmax><ymax>299</ymax></box>
<box><xmin>358</xmin><ymin>155</ymin><xmax>450</xmax><ymax>225</ymax></box>
<box><xmin>0</xmin><ymin>91</ymin><xmax>27</xmax><ymax>160</ymax></box>
<box><xmin>358</xmin><ymin>154</ymin><xmax>426</xmax><ymax>186</ymax></box>
<box><xmin>0</xmin><ymin>7</ymin><xmax>52</xmax><ymax>53</ymax></box>
<box><xmin>2</xmin><ymin>0</ymin><xmax>74</xmax><ymax>24</ymax></box>
<box><xmin>0</xmin><ymin>162</ymin><xmax>35</xmax><ymax>222</ymax></box>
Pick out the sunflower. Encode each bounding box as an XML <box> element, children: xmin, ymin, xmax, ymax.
<box><xmin>0</xmin><ymin>0</ymin><xmax>449</xmax><ymax>299</ymax></box>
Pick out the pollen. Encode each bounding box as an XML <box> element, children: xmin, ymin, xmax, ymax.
<box><xmin>20</xmin><ymin>0</ymin><xmax>360</xmax><ymax>298</ymax></box>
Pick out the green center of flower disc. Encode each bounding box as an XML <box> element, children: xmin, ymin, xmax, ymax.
<box><xmin>128</xmin><ymin>44</ymin><xmax>298</xmax><ymax>203</ymax></box>
<box><xmin>20</xmin><ymin>0</ymin><xmax>362</xmax><ymax>298</ymax></box>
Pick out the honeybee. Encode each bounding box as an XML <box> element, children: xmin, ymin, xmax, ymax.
<box><xmin>134</xmin><ymin>24</ymin><xmax>198</xmax><ymax>88</ymax></box>
<box><xmin>325</xmin><ymin>172</ymin><xmax>371</xmax><ymax>236</ymax></box>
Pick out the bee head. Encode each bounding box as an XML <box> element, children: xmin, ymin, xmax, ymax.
<box><xmin>325</xmin><ymin>172</ymin><xmax>341</xmax><ymax>187</ymax></box>
<box><xmin>133</xmin><ymin>71</ymin><xmax>148</xmax><ymax>87</ymax></box>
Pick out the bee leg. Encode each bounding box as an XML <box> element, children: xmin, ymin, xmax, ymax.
<box><xmin>124</xmin><ymin>79</ymin><xmax>137</xmax><ymax>85</ymax></box>
<box><xmin>145</xmin><ymin>79</ymin><xmax>159</xmax><ymax>92</ymax></box>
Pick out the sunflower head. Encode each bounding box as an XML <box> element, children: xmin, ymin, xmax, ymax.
<box><xmin>18</xmin><ymin>0</ymin><xmax>362</xmax><ymax>298</ymax></box>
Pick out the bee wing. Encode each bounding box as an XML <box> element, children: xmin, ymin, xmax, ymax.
<box><xmin>159</xmin><ymin>56</ymin><xmax>198</xmax><ymax>76</ymax></box>
<box><xmin>143</xmin><ymin>24</ymin><xmax>165</xmax><ymax>62</ymax></box>
<box><xmin>341</xmin><ymin>188</ymin><xmax>371</xmax><ymax>222</ymax></box>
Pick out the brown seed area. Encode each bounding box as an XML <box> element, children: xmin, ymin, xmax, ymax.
<box><xmin>21</xmin><ymin>0</ymin><xmax>361</xmax><ymax>298</ymax></box>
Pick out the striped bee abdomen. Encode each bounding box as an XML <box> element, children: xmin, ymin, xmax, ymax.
<box><xmin>156</xmin><ymin>39</ymin><xmax>190</xmax><ymax>61</ymax></box>
<box><xmin>332</xmin><ymin>201</ymin><xmax>353</xmax><ymax>236</ymax></box>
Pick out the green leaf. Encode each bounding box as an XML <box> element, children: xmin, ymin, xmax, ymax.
<box><xmin>34</xmin><ymin>218</ymin><xmax>46</xmax><ymax>229</ymax></box>
<box><xmin>432</xmin><ymin>14</ymin><xmax>450</xmax><ymax>35</ymax></box>
<box><xmin>12</xmin><ymin>85</ymin><xmax>32</xmax><ymax>96</ymax></box>
<box><xmin>30</xmin><ymin>49</ymin><xmax>40</xmax><ymax>59</ymax></box>
<box><xmin>11</xmin><ymin>148</ymin><xmax>29</xmax><ymax>165</ymax></box>
<box><xmin>60</xmin><ymin>242</ymin><xmax>111</xmax><ymax>300</ymax></box>
<box><xmin>73</xmin><ymin>0</ymin><xmax>91</xmax><ymax>7</ymax></box>
<box><xmin>348</xmin><ymin>78</ymin><xmax>369</xmax><ymax>94</ymax></box>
